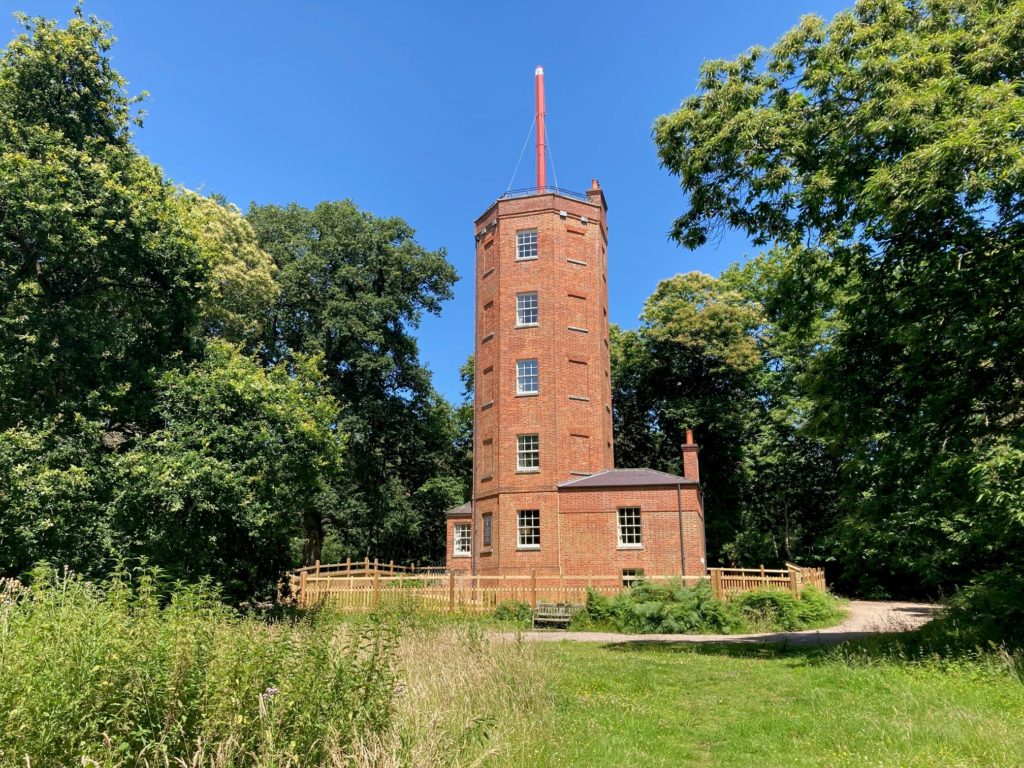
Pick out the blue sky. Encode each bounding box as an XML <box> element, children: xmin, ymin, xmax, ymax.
<box><xmin>13</xmin><ymin>0</ymin><xmax>850</xmax><ymax>401</ymax></box>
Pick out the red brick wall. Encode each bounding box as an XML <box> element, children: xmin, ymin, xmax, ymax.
<box><xmin>473</xmin><ymin>190</ymin><xmax>612</xmax><ymax>502</ymax></box>
<box><xmin>558</xmin><ymin>486</ymin><xmax>706</xmax><ymax>577</ymax></box>
<box><xmin>447</xmin><ymin>485</ymin><xmax>705</xmax><ymax>579</ymax></box>
<box><xmin>445</xmin><ymin>516</ymin><xmax>472</xmax><ymax>573</ymax></box>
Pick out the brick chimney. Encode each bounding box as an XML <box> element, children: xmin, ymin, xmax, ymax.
<box><xmin>586</xmin><ymin>178</ymin><xmax>607</xmax><ymax>211</ymax></box>
<box><xmin>681</xmin><ymin>428</ymin><xmax>699</xmax><ymax>481</ymax></box>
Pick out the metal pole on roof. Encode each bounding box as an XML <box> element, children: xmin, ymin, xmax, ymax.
<box><xmin>535</xmin><ymin>66</ymin><xmax>546</xmax><ymax>189</ymax></box>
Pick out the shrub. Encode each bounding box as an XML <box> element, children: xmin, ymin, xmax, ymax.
<box><xmin>0</xmin><ymin>566</ymin><xmax>400</xmax><ymax>766</ymax></box>
<box><xmin>929</xmin><ymin>568</ymin><xmax>1024</xmax><ymax>651</ymax></box>
<box><xmin>795</xmin><ymin>586</ymin><xmax>847</xmax><ymax>628</ymax></box>
<box><xmin>735</xmin><ymin>589</ymin><xmax>803</xmax><ymax>630</ymax></box>
<box><xmin>577</xmin><ymin>579</ymin><xmax>744</xmax><ymax>634</ymax></box>
<box><xmin>575</xmin><ymin>580</ymin><xmax>845</xmax><ymax>635</ymax></box>
<box><xmin>492</xmin><ymin>600</ymin><xmax>532</xmax><ymax>625</ymax></box>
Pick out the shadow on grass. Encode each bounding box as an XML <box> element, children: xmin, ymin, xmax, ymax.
<box><xmin>599</xmin><ymin>626</ymin><xmax>980</xmax><ymax>664</ymax></box>
<box><xmin>601</xmin><ymin>624</ymin><xmax>1024</xmax><ymax>680</ymax></box>
<box><xmin>601</xmin><ymin>638</ymin><xmax>830</xmax><ymax>663</ymax></box>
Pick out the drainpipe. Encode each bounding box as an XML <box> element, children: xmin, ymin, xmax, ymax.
<box><xmin>676</xmin><ymin>483</ymin><xmax>686</xmax><ymax>577</ymax></box>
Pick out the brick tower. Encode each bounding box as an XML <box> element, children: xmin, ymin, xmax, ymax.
<box><xmin>446</xmin><ymin>68</ymin><xmax>706</xmax><ymax>581</ymax></box>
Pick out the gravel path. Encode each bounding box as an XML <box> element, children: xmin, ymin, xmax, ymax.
<box><xmin>502</xmin><ymin>600</ymin><xmax>936</xmax><ymax>647</ymax></box>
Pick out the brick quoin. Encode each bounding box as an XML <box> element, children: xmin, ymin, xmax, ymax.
<box><xmin>445</xmin><ymin>70</ymin><xmax>706</xmax><ymax>581</ymax></box>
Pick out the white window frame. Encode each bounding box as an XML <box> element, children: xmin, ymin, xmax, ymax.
<box><xmin>516</xmin><ymin>358</ymin><xmax>539</xmax><ymax>395</ymax></box>
<box><xmin>517</xmin><ymin>509</ymin><xmax>540</xmax><ymax>549</ymax></box>
<box><xmin>622</xmin><ymin>568</ymin><xmax>642</xmax><ymax>588</ymax></box>
<box><xmin>617</xmin><ymin>507</ymin><xmax>643</xmax><ymax>549</ymax></box>
<box><xmin>516</xmin><ymin>434</ymin><xmax>540</xmax><ymax>471</ymax></box>
<box><xmin>453</xmin><ymin>523</ymin><xmax>471</xmax><ymax>557</ymax></box>
<box><xmin>516</xmin><ymin>229</ymin><xmax>538</xmax><ymax>261</ymax></box>
<box><xmin>516</xmin><ymin>291</ymin><xmax>538</xmax><ymax>327</ymax></box>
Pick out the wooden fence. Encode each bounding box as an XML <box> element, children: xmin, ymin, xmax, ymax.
<box><xmin>288</xmin><ymin>561</ymin><xmax>826</xmax><ymax>613</ymax></box>
<box><xmin>292</xmin><ymin>558</ymin><xmax>446</xmax><ymax>580</ymax></box>
<box><xmin>709</xmin><ymin>562</ymin><xmax>825</xmax><ymax>599</ymax></box>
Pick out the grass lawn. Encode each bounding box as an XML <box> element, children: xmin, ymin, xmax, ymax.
<box><xmin>494</xmin><ymin>641</ymin><xmax>1024</xmax><ymax>768</ymax></box>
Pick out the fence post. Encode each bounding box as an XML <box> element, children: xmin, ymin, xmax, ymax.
<box><xmin>299</xmin><ymin>568</ymin><xmax>307</xmax><ymax>608</ymax></box>
<box><xmin>448</xmin><ymin>571</ymin><xmax>456</xmax><ymax>612</ymax></box>
<box><xmin>373</xmin><ymin>569</ymin><xmax>380</xmax><ymax>607</ymax></box>
<box><xmin>788</xmin><ymin>566</ymin><xmax>800</xmax><ymax>598</ymax></box>
<box><xmin>710</xmin><ymin>568</ymin><xmax>723</xmax><ymax>600</ymax></box>
<box><xmin>389</xmin><ymin>559</ymin><xmax>394</xmax><ymax>575</ymax></box>
<box><xmin>530</xmin><ymin>569</ymin><xmax>538</xmax><ymax>609</ymax></box>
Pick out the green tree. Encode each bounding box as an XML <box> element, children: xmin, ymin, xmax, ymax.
<box><xmin>615</xmin><ymin>272</ymin><xmax>763</xmax><ymax>561</ymax></box>
<box><xmin>248</xmin><ymin>201</ymin><xmax>462</xmax><ymax>563</ymax></box>
<box><xmin>453</xmin><ymin>354</ymin><xmax>475</xmax><ymax>491</ymax></box>
<box><xmin>0</xmin><ymin>416</ymin><xmax>113</xmax><ymax>577</ymax></box>
<box><xmin>182</xmin><ymin>192</ymin><xmax>278</xmax><ymax>351</ymax></box>
<box><xmin>655</xmin><ymin>0</ymin><xmax>1024</xmax><ymax>595</ymax></box>
<box><xmin>0</xmin><ymin>9</ymin><xmax>207</xmax><ymax>428</ymax></box>
<box><xmin>612</xmin><ymin>271</ymin><xmax>838</xmax><ymax>565</ymax></box>
<box><xmin>110</xmin><ymin>341</ymin><xmax>344</xmax><ymax>598</ymax></box>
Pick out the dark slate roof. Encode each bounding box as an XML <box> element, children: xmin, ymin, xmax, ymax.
<box><xmin>444</xmin><ymin>501</ymin><xmax>472</xmax><ymax>518</ymax></box>
<box><xmin>557</xmin><ymin>468</ymin><xmax>697</xmax><ymax>489</ymax></box>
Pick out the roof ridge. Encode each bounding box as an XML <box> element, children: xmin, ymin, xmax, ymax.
<box><xmin>556</xmin><ymin>466</ymin><xmax>694</xmax><ymax>489</ymax></box>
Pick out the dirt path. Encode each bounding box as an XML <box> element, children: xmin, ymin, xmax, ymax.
<box><xmin>503</xmin><ymin>600</ymin><xmax>936</xmax><ymax>647</ymax></box>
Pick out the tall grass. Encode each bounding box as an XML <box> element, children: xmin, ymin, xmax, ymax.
<box><xmin>354</xmin><ymin>622</ymin><xmax>545</xmax><ymax>767</ymax></box>
<box><xmin>0</xmin><ymin>568</ymin><xmax>543</xmax><ymax>767</ymax></box>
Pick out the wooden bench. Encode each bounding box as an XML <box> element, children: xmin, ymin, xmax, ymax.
<box><xmin>532</xmin><ymin>602</ymin><xmax>577</xmax><ymax>629</ymax></box>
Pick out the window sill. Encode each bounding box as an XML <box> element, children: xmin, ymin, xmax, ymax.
<box><xmin>515</xmin><ymin>256</ymin><xmax>539</xmax><ymax>262</ymax></box>
<box><xmin>515</xmin><ymin>392</ymin><xmax>539</xmax><ymax>398</ymax></box>
<box><xmin>515</xmin><ymin>323</ymin><xmax>539</xmax><ymax>329</ymax></box>
<box><xmin>453</xmin><ymin>552</ymin><xmax>472</xmax><ymax>558</ymax></box>
<box><xmin>516</xmin><ymin>545</ymin><xmax>541</xmax><ymax>551</ymax></box>
<box><xmin>567</xmin><ymin>326</ymin><xmax>589</xmax><ymax>334</ymax></box>
<box><xmin>516</xmin><ymin>468</ymin><xmax>541</xmax><ymax>474</ymax></box>
<box><xmin>617</xmin><ymin>544</ymin><xmax>644</xmax><ymax>551</ymax></box>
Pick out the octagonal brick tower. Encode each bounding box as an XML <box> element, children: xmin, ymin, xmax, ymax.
<box><xmin>446</xmin><ymin>67</ymin><xmax>706</xmax><ymax>582</ymax></box>
<box><xmin>469</xmin><ymin>180</ymin><xmax>612</xmax><ymax>576</ymax></box>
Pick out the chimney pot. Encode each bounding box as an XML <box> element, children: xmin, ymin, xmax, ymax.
<box><xmin>680</xmin><ymin>428</ymin><xmax>700</xmax><ymax>481</ymax></box>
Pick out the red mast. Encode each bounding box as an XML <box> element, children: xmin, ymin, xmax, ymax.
<box><xmin>535</xmin><ymin>66</ymin><xmax>546</xmax><ymax>190</ymax></box>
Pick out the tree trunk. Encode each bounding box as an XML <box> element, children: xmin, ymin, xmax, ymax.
<box><xmin>302</xmin><ymin>510</ymin><xmax>324</xmax><ymax>565</ymax></box>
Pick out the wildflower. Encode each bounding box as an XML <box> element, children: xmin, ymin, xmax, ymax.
<box><xmin>264</xmin><ymin>685</ymin><xmax>280</xmax><ymax>698</ymax></box>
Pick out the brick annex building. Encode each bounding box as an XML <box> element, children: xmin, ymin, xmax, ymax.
<box><xmin>445</xmin><ymin>68</ymin><xmax>706</xmax><ymax>581</ymax></box>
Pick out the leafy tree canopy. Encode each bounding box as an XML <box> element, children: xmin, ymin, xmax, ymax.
<box><xmin>182</xmin><ymin>192</ymin><xmax>278</xmax><ymax>351</ymax></box>
<box><xmin>655</xmin><ymin>0</ymin><xmax>1024</xmax><ymax>594</ymax></box>
<box><xmin>248</xmin><ymin>201</ymin><xmax>463</xmax><ymax>563</ymax></box>
<box><xmin>0</xmin><ymin>7</ymin><xmax>207</xmax><ymax>428</ymax></box>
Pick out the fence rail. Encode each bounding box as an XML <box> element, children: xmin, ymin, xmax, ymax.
<box><xmin>292</xmin><ymin>558</ymin><xmax>446</xmax><ymax>578</ymax></box>
<box><xmin>288</xmin><ymin>561</ymin><xmax>827</xmax><ymax>613</ymax></box>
